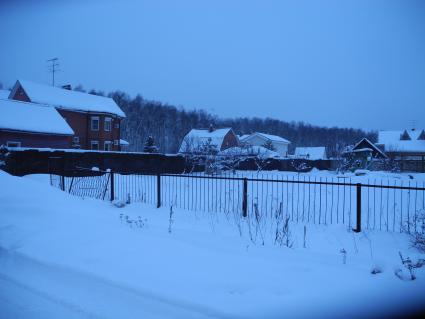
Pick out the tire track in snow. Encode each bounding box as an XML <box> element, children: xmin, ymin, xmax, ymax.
<box><xmin>0</xmin><ymin>248</ymin><xmax>236</xmax><ymax>319</ymax></box>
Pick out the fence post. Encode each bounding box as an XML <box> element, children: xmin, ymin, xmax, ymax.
<box><xmin>242</xmin><ymin>178</ymin><xmax>248</xmax><ymax>217</ymax></box>
<box><xmin>157</xmin><ymin>174</ymin><xmax>161</xmax><ymax>208</ymax></box>
<box><xmin>354</xmin><ymin>183</ymin><xmax>362</xmax><ymax>232</ymax></box>
<box><xmin>110</xmin><ymin>172</ymin><xmax>114</xmax><ymax>201</ymax></box>
<box><xmin>60</xmin><ymin>175</ymin><xmax>65</xmax><ymax>191</ymax></box>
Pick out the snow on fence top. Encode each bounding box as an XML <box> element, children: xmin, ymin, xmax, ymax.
<box><xmin>14</xmin><ymin>80</ymin><xmax>126</xmax><ymax>118</ymax></box>
<box><xmin>0</xmin><ymin>99</ymin><xmax>74</xmax><ymax>135</ymax></box>
<box><xmin>378</xmin><ymin>129</ymin><xmax>425</xmax><ymax>153</ymax></box>
<box><xmin>179</xmin><ymin>128</ymin><xmax>233</xmax><ymax>153</ymax></box>
<box><xmin>218</xmin><ymin>145</ymin><xmax>280</xmax><ymax>158</ymax></box>
<box><xmin>294</xmin><ymin>146</ymin><xmax>327</xmax><ymax>160</ymax></box>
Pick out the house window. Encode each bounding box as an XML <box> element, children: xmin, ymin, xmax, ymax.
<box><xmin>91</xmin><ymin>116</ymin><xmax>100</xmax><ymax>131</ymax></box>
<box><xmin>73</xmin><ymin>136</ymin><xmax>80</xmax><ymax>144</ymax></box>
<box><xmin>104</xmin><ymin>141</ymin><xmax>112</xmax><ymax>151</ymax></box>
<box><xmin>114</xmin><ymin>140</ymin><xmax>119</xmax><ymax>146</ymax></box>
<box><xmin>115</xmin><ymin>123</ymin><xmax>120</xmax><ymax>129</ymax></box>
<box><xmin>90</xmin><ymin>140</ymin><xmax>99</xmax><ymax>150</ymax></box>
<box><xmin>104</xmin><ymin>117</ymin><xmax>112</xmax><ymax>132</ymax></box>
<box><xmin>6</xmin><ymin>141</ymin><xmax>21</xmax><ymax>148</ymax></box>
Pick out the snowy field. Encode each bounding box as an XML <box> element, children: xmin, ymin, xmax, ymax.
<box><xmin>1</xmin><ymin>170</ymin><xmax>425</xmax><ymax>318</ymax></box>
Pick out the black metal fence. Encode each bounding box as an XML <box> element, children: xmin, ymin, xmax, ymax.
<box><xmin>53</xmin><ymin>171</ymin><xmax>425</xmax><ymax>233</ymax></box>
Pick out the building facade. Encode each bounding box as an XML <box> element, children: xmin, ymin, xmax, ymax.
<box><xmin>9</xmin><ymin>80</ymin><xmax>126</xmax><ymax>151</ymax></box>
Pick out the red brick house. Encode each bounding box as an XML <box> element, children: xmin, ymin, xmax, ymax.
<box><xmin>9</xmin><ymin>80</ymin><xmax>127</xmax><ymax>151</ymax></box>
<box><xmin>179</xmin><ymin>127</ymin><xmax>239</xmax><ymax>154</ymax></box>
<box><xmin>0</xmin><ymin>99</ymin><xmax>74</xmax><ymax>148</ymax></box>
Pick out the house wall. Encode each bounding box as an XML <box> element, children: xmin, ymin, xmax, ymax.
<box><xmin>58</xmin><ymin>109</ymin><xmax>121</xmax><ymax>151</ymax></box>
<box><xmin>0</xmin><ymin>130</ymin><xmax>71</xmax><ymax>149</ymax></box>
<box><xmin>221</xmin><ymin>131</ymin><xmax>239</xmax><ymax>151</ymax></box>
<box><xmin>244</xmin><ymin>135</ymin><xmax>288</xmax><ymax>157</ymax></box>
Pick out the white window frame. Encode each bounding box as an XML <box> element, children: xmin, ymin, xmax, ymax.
<box><xmin>104</xmin><ymin>140</ymin><xmax>112</xmax><ymax>151</ymax></box>
<box><xmin>6</xmin><ymin>141</ymin><xmax>21</xmax><ymax>148</ymax></box>
<box><xmin>73</xmin><ymin>136</ymin><xmax>80</xmax><ymax>144</ymax></box>
<box><xmin>90</xmin><ymin>140</ymin><xmax>99</xmax><ymax>150</ymax></box>
<box><xmin>91</xmin><ymin>116</ymin><xmax>100</xmax><ymax>131</ymax></box>
<box><xmin>104</xmin><ymin>117</ymin><xmax>112</xmax><ymax>132</ymax></box>
<box><xmin>115</xmin><ymin>122</ymin><xmax>120</xmax><ymax>129</ymax></box>
<box><xmin>114</xmin><ymin>140</ymin><xmax>119</xmax><ymax>146</ymax></box>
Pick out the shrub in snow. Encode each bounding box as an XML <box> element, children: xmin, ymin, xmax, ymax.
<box><xmin>340</xmin><ymin>248</ymin><xmax>347</xmax><ymax>265</ymax></box>
<box><xmin>371</xmin><ymin>266</ymin><xmax>383</xmax><ymax>275</ymax></box>
<box><xmin>395</xmin><ymin>252</ymin><xmax>425</xmax><ymax>281</ymax></box>
<box><xmin>274</xmin><ymin>203</ymin><xmax>292</xmax><ymax>248</ymax></box>
<box><xmin>112</xmin><ymin>200</ymin><xmax>126</xmax><ymax>208</ymax></box>
<box><xmin>409</xmin><ymin>209</ymin><xmax>425</xmax><ymax>253</ymax></box>
<box><xmin>168</xmin><ymin>206</ymin><xmax>174</xmax><ymax>234</ymax></box>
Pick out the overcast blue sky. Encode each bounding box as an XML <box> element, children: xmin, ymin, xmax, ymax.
<box><xmin>1</xmin><ymin>0</ymin><xmax>424</xmax><ymax>131</ymax></box>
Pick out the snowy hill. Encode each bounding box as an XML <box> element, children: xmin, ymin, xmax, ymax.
<box><xmin>1</xmin><ymin>170</ymin><xmax>425</xmax><ymax>318</ymax></box>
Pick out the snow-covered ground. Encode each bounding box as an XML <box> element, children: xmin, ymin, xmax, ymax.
<box><xmin>1</xmin><ymin>170</ymin><xmax>425</xmax><ymax>318</ymax></box>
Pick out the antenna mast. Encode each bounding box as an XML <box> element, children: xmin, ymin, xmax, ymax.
<box><xmin>47</xmin><ymin>58</ymin><xmax>60</xmax><ymax>86</ymax></box>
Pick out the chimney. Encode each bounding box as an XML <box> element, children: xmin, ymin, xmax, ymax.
<box><xmin>61</xmin><ymin>84</ymin><xmax>72</xmax><ymax>90</ymax></box>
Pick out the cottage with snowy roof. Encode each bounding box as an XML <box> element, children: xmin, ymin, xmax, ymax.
<box><xmin>377</xmin><ymin>129</ymin><xmax>425</xmax><ymax>159</ymax></box>
<box><xmin>8</xmin><ymin>80</ymin><xmax>127</xmax><ymax>151</ymax></box>
<box><xmin>240</xmin><ymin>132</ymin><xmax>291</xmax><ymax>157</ymax></box>
<box><xmin>0</xmin><ymin>99</ymin><xmax>74</xmax><ymax>149</ymax></box>
<box><xmin>179</xmin><ymin>126</ymin><xmax>239</xmax><ymax>154</ymax></box>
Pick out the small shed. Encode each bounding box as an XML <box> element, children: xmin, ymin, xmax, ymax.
<box><xmin>179</xmin><ymin>127</ymin><xmax>239</xmax><ymax>154</ymax></box>
<box><xmin>240</xmin><ymin>132</ymin><xmax>290</xmax><ymax>157</ymax></box>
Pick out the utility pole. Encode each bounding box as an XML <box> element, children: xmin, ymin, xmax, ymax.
<box><xmin>47</xmin><ymin>58</ymin><xmax>60</xmax><ymax>86</ymax></box>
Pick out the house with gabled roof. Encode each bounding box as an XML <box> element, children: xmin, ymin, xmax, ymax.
<box><xmin>8</xmin><ymin>80</ymin><xmax>126</xmax><ymax>151</ymax></box>
<box><xmin>179</xmin><ymin>126</ymin><xmax>239</xmax><ymax>154</ymax></box>
<box><xmin>377</xmin><ymin>129</ymin><xmax>425</xmax><ymax>159</ymax></box>
<box><xmin>240</xmin><ymin>132</ymin><xmax>291</xmax><ymax>157</ymax></box>
<box><xmin>0</xmin><ymin>98</ymin><xmax>74</xmax><ymax>149</ymax></box>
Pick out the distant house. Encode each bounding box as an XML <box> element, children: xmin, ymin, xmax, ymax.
<box><xmin>240</xmin><ymin>132</ymin><xmax>290</xmax><ymax>157</ymax></box>
<box><xmin>8</xmin><ymin>80</ymin><xmax>126</xmax><ymax>151</ymax></box>
<box><xmin>294</xmin><ymin>147</ymin><xmax>327</xmax><ymax>160</ymax></box>
<box><xmin>179</xmin><ymin>127</ymin><xmax>239</xmax><ymax>154</ymax></box>
<box><xmin>0</xmin><ymin>99</ymin><xmax>74</xmax><ymax>149</ymax></box>
<box><xmin>351</xmin><ymin>138</ymin><xmax>387</xmax><ymax>159</ymax></box>
<box><xmin>377</xmin><ymin>129</ymin><xmax>425</xmax><ymax>159</ymax></box>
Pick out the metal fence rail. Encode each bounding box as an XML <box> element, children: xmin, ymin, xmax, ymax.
<box><xmin>53</xmin><ymin>171</ymin><xmax>425</xmax><ymax>234</ymax></box>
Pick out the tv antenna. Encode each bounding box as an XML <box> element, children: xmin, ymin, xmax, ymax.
<box><xmin>47</xmin><ymin>58</ymin><xmax>60</xmax><ymax>86</ymax></box>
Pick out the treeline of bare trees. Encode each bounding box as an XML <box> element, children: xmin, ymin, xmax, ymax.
<box><xmin>89</xmin><ymin>87</ymin><xmax>376</xmax><ymax>157</ymax></box>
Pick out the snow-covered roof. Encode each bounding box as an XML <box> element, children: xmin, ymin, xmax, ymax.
<box><xmin>218</xmin><ymin>145</ymin><xmax>280</xmax><ymax>158</ymax></box>
<box><xmin>378</xmin><ymin>129</ymin><xmax>425</xmax><ymax>153</ymax></box>
<box><xmin>243</xmin><ymin>132</ymin><xmax>290</xmax><ymax>144</ymax></box>
<box><xmin>0</xmin><ymin>99</ymin><xmax>74</xmax><ymax>135</ymax></box>
<box><xmin>13</xmin><ymin>80</ymin><xmax>126</xmax><ymax>117</ymax></box>
<box><xmin>179</xmin><ymin>128</ymin><xmax>233</xmax><ymax>153</ymax></box>
<box><xmin>0</xmin><ymin>89</ymin><xmax>10</xmax><ymax>99</ymax></box>
<box><xmin>120</xmin><ymin>139</ymin><xmax>130</xmax><ymax>146</ymax></box>
<box><xmin>239</xmin><ymin>134</ymin><xmax>250</xmax><ymax>142</ymax></box>
<box><xmin>352</xmin><ymin>138</ymin><xmax>387</xmax><ymax>158</ymax></box>
<box><xmin>294</xmin><ymin>147</ymin><xmax>327</xmax><ymax>160</ymax></box>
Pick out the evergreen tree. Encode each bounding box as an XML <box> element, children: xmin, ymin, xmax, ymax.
<box><xmin>143</xmin><ymin>135</ymin><xmax>158</xmax><ymax>153</ymax></box>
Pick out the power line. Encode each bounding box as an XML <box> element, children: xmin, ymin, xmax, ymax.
<box><xmin>47</xmin><ymin>57</ymin><xmax>60</xmax><ymax>86</ymax></box>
